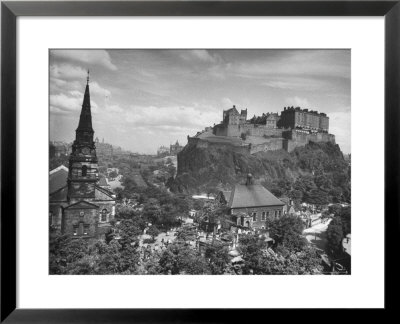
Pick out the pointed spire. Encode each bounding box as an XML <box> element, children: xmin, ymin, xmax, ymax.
<box><xmin>75</xmin><ymin>73</ymin><xmax>94</xmax><ymax>144</ymax></box>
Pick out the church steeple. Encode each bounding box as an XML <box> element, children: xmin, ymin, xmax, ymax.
<box><xmin>67</xmin><ymin>73</ymin><xmax>98</xmax><ymax>200</ymax></box>
<box><xmin>75</xmin><ymin>70</ymin><xmax>94</xmax><ymax>145</ymax></box>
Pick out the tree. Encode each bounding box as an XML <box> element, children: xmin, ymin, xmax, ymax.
<box><xmin>329</xmin><ymin>187</ymin><xmax>343</xmax><ymax>203</ymax></box>
<box><xmin>147</xmin><ymin>226</ymin><xmax>160</xmax><ymax>240</ymax></box>
<box><xmin>264</xmin><ymin>245</ymin><xmax>323</xmax><ymax>274</ymax></box>
<box><xmin>237</xmin><ymin>233</ymin><xmax>323</xmax><ymax>275</ymax></box>
<box><xmin>204</xmin><ymin>242</ymin><xmax>231</xmax><ymax>275</ymax></box>
<box><xmin>158</xmin><ymin>243</ymin><xmax>210</xmax><ymax>275</ymax></box>
<box><xmin>326</xmin><ymin>217</ymin><xmax>344</xmax><ymax>254</ymax></box>
<box><xmin>304</xmin><ymin>188</ymin><xmax>330</xmax><ymax>206</ymax></box>
<box><xmin>339</xmin><ymin>206</ymin><xmax>351</xmax><ymax>235</ymax></box>
<box><xmin>238</xmin><ymin>234</ymin><xmax>269</xmax><ymax>274</ymax></box>
<box><xmin>49</xmin><ymin>143</ymin><xmax>56</xmax><ymax>159</ymax></box>
<box><xmin>289</xmin><ymin>189</ymin><xmax>303</xmax><ymax>203</ymax></box>
<box><xmin>266</xmin><ymin>215</ymin><xmax>306</xmax><ymax>252</ymax></box>
<box><xmin>116</xmin><ymin>219</ymin><xmax>143</xmax><ymax>249</ymax></box>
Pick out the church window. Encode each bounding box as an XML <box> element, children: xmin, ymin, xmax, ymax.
<box><xmin>101</xmin><ymin>209</ymin><xmax>108</xmax><ymax>222</ymax></box>
<box><xmin>84</xmin><ymin>225</ymin><xmax>89</xmax><ymax>235</ymax></box>
<box><xmin>261</xmin><ymin>212</ymin><xmax>266</xmax><ymax>221</ymax></box>
<box><xmin>79</xmin><ymin>211</ymin><xmax>84</xmax><ymax>220</ymax></box>
<box><xmin>73</xmin><ymin>225</ymin><xmax>78</xmax><ymax>236</ymax></box>
<box><xmin>82</xmin><ymin>165</ymin><xmax>87</xmax><ymax>176</ymax></box>
<box><xmin>49</xmin><ymin>212</ymin><xmax>53</xmax><ymax>225</ymax></box>
<box><xmin>252</xmin><ymin>212</ymin><xmax>257</xmax><ymax>222</ymax></box>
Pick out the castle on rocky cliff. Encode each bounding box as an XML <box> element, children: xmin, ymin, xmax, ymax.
<box><xmin>187</xmin><ymin>105</ymin><xmax>335</xmax><ymax>154</ymax></box>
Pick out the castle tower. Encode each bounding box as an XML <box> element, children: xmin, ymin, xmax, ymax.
<box><xmin>67</xmin><ymin>71</ymin><xmax>99</xmax><ymax>201</ymax></box>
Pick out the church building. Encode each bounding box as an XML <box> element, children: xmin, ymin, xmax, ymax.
<box><xmin>49</xmin><ymin>72</ymin><xmax>116</xmax><ymax>239</ymax></box>
<box><xmin>217</xmin><ymin>174</ymin><xmax>285</xmax><ymax>230</ymax></box>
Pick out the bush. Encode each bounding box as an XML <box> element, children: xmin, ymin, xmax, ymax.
<box><xmin>143</xmin><ymin>238</ymin><xmax>155</xmax><ymax>244</ymax></box>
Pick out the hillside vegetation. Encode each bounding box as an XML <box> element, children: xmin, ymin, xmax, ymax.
<box><xmin>169</xmin><ymin>141</ymin><xmax>350</xmax><ymax>204</ymax></box>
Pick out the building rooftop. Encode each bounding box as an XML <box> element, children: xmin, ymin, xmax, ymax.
<box><xmin>221</xmin><ymin>191</ymin><xmax>232</xmax><ymax>203</ymax></box>
<box><xmin>49</xmin><ymin>165</ymin><xmax>68</xmax><ymax>194</ymax></box>
<box><xmin>98</xmin><ymin>177</ymin><xmax>109</xmax><ymax>187</ymax></box>
<box><xmin>228</xmin><ymin>183</ymin><xmax>285</xmax><ymax>209</ymax></box>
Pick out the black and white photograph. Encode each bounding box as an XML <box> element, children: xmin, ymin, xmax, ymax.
<box><xmin>49</xmin><ymin>49</ymin><xmax>351</xmax><ymax>275</ymax></box>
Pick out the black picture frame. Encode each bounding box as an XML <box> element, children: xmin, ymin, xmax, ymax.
<box><xmin>1</xmin><ymin>0</ymin><xmax>399</xmax><ymax>322</ymax></box>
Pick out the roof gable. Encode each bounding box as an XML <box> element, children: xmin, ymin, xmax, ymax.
<box><xmin>49</xmin><ymin>166</ymin><xmax>68</xmax><ymax>194</ymax></box>
<box><xmin>95</xmin><ymin>185</ymin><xmax>115</xmax><ymax>201</ymax></box>
<box><xmin>229</xmin><ymin>184</ymin><xmax>285</xmax><ymax>209</ymax></box>
<box><xmin>64</xmin><ymin>200</ymin><xmax>99</xmax><ymax>210</ymax></box>
<box><xmin>98</xmin><ymin>177</ymin><xmax>109</xmax><ymax>187</ymax></box>
<box><xmin>50</xmin><ymin>185</ymin><xmax>68</xmax><ymax>202</ymax></box>
<box><xmin>221</xmin><ymin>191</ymin><xmax>232</xmax><ymax>203</ymax></box>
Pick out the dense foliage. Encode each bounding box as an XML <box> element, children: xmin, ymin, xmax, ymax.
<box><xmin>326</xmin><ymin>206</ymin><xmax>351</xmax><ymax>254</ymax></box>
<box><xmin>266</xmin><ymin>215</ymin><xmax>307</xmax><ymax>252</ymax></box>
<box><xmin>171</xmin><ymin>142</ymin><xmax>350</xmax><ymax>205</ymax></box>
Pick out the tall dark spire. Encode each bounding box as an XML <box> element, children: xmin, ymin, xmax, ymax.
<box><xmin>75</xmin><ymin>71</ymin><xmax>94</xmax><ymax>144</ymax></box>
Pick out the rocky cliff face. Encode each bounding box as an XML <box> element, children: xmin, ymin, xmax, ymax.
<box><xmin>169</xmin><ymin>140</ymin><xmax>350</xmax><ymax>204</ymax></box>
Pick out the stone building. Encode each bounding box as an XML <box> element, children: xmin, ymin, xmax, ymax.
<box><xmin>196</xmin><ymin>104</ymin><xmax>335</xmax><ymax>154</ymax></box>
<box><xmin>50</xmin><ymin>141</ymin><xmax>71</xmax><ymax>157</ymax></box>
<box><xmin>170</xmin><ymin>140</ymin><xmax>183</xmax><ymax>155</ymax></box>
<box><xmin>265</xmin><ymin>113</ymin><xmax>280</xmax><ymax>129</ymax></box>
<box><xmin>157</xmin><ymin>145</ymin><xmax>170</xmax><ymax>157</ymax></box>
<box><xmin>49</xmin><ymin>73</ymin><xmax>116</xmax><ymax>239</ymax></box>
<box><xmin>95</xmin><ymin>137</ymin><xmax>113</xmax><ymax>158</ymax></box>
<box><xmin>221</xmin><ymin>174</ymin><xmax>285</xmax><ymax>230</ymax></box>
<box><xmin>278</xmin><ymin>106</ymin><xmax>329</xmax><ymax>132</ymax></box>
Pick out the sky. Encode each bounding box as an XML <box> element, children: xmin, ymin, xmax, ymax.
<box><xmin>49</xmin><ymin>49</ymin><xmax>351</xmax><ymax>154</ymax></box>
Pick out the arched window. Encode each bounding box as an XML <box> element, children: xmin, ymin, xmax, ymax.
<box><xmin>101</xmin><ymin>209</ymin><xmax>108</xmax><ymax>222</ymax></box>
<box><xmin>82</xmin><ymin>165</ymin><xmax>87</xmax><ymax>177</ymax></box>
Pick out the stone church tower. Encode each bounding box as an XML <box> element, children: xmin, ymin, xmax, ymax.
<box><xmin>50</xmin><ymin>72</ymin><xmax>116</xmax><ymax>239</ymax></box>
<box><xmin>67</xmin><ymin>72</ymin><xmax>98</xmax><ymax>201</ymax></box>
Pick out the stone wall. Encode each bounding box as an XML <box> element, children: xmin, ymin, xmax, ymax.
<box><xmin>214</xmin><ymin>123</ymin><xmax>284</xmax><ymax>138</ymax></box>
<box><xmin>231</xmin><ymin>205</ymin><xmax>285</xmax><ymax>229</ymax></box>
<box><xmin>189</xmin><ymin>128</ymin><xmax>335</xmax><ymax>156</ymax></box>
<box><xmin>283</xmin><ymin>130</ymin><xmax>335</xmax><ymax>152</ymax></box>
<box><xmin>242</xmin><ymin>124</ymin><xmax>283</xmax><ymax>138</ymax></box>
<box><xmin>249</xmin><ymin>138</ymin><xmax>284</xmax><ymax>154</ymax></box>
<box><xmin>62</xmin><ymin>201</ymin><xmax>115</xmax><ymax>238</ymax></box>
<box><xmin>49</xmin><ymin>203</ymin><xmax>65</xmax><ymax>230</ymax></box>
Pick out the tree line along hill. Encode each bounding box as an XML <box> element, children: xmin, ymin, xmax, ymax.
<box><xmin>169</xmin><ymin>141</ymin><xmax>351</xmax><ymax>205</ymax></box>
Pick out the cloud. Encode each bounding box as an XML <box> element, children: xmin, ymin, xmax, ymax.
<box><xmin>51</xmin><ymin>50</ymin><xmax>117</xmax><ymax>71</ymax></box>
<box><xmin>104</xmin><ymin>104</ymin><xmax>123</xmax><ymax>113</ymax></box>
<box><xmin>124</xmin><ymin>105</ymin><xmax>220</xmax><ymax>131</ymax></box>
<box><xmin>229</xmin><ymin>50</ymin><xmax>350</xmax><ymax>80</ymax></box>
<box><xmin>285</xmin><ymin>96</ymin><xmax>311</xmax><ymax>108</ymax></box>
<box><xmin>50</xmin><ymin>64</ymin><xmax>87</xmax><ymax>80</ymax></box>
<box><xmin>49</xmin><ymin>49</ymin><xmax>351</xmax><ymax>154</ymax></box>
<box><xmin>50</xmin><ymin>93</ymin><xmax>82</xmax><ymax>113</ymax></box>
<box><xmin>89</xmin><ymin>81</ymin><xmax>112</xmax><ymax>98</ymax></box>
<box><xmin>221</xmin><ymin>97</ymin><xmax>234</xmax><ymax>108</ymax></box>
<box><xmin>263</xmin><ymin>77</ymin><xmax>327</xmax><ymax>91</ymax></box>
<box><xmin>179</xmin><ymin>50</ymin><xmax>221</xmax><ymax>64</ymax></box>
<box><xmin>50</xmin><ymin>92</ymin><xmax>99</xmax><ymax>115</ymax></box>
<box><xmin>329</xmin><ymin>110</ymin><xmax>351</xmax><ymax>154</ymax></box>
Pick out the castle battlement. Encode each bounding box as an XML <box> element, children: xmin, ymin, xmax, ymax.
<box><xmin>196</xmin><ymin>105</ymin><xmax>336</xmax><ymax>153</ymax></box>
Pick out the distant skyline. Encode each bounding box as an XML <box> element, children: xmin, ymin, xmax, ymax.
<box><xmin>50</xmin><ymin>49</ymin><xmax>351</xmax><ymax>154</ymax></box>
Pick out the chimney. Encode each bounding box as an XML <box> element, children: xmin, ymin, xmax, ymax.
<box><xmin>246</xmin><ymin>173</ymin><xmax>253</xmax><ymax>185</ymax></box>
